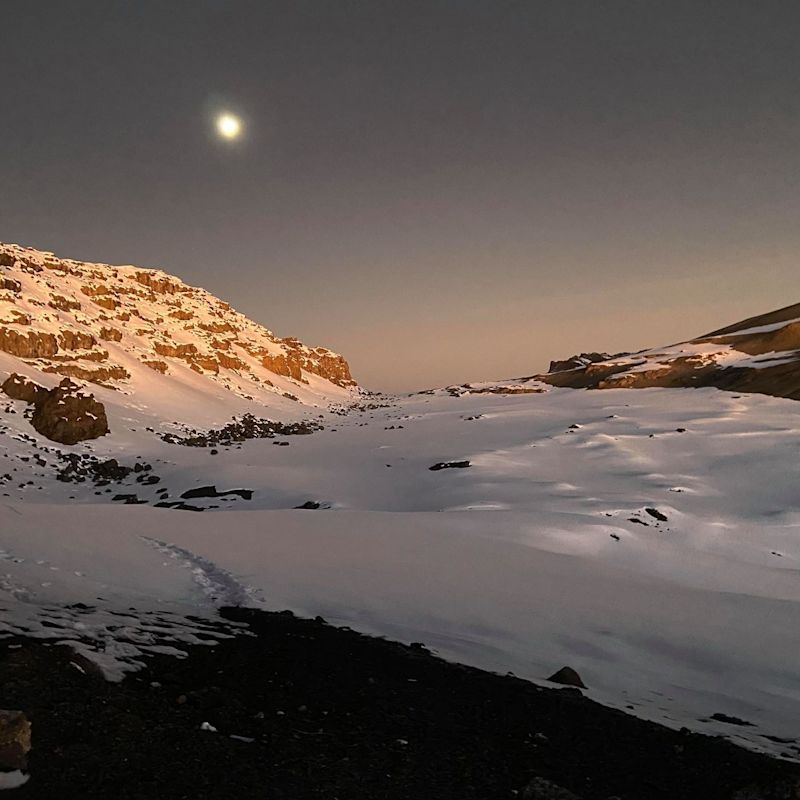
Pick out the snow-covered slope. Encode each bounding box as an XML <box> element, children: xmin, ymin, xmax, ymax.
<box><xmin>0</xmin><ymin>242</ymin><xmax>358</xmax><ymax>430</ymax></box>
<box><xmin>1</xmin><ymin>249</ymin><xmax>799</xmax><ymax>763</ymax></box>
<box><xmin>1</xmin><ymin>382</ymin><xmax>799</xmax><ymax>759</ymax></box>
<box><xmin>542</xmin><ymin>302</ymin><xmax>800</xmax><ymax>400</ymax></box>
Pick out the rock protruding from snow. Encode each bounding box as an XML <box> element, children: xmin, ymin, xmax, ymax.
<box><xmin>1</xmin><ymin>373</ymin><xmax>48</xmax><ymax>404</ymax></box>
<box><xmin>26</xmin><ymin>378</ymin><xmax>110</xmax><ymax>445</ymax></box>
<box><xmin>2</xmin><ymin>372</ymin><xmax>110</xmax><ymax>443</ymax></box>
<box><xmin>546</xmin><ymin>666</ymin><xmax>586</xmax><ymax>689</ymax></box>
<box><xmin>0</xmin><ymin>710</ymin><xmax>31</xmax><ymax>772</ymax></box>
<box><xmin>548</xmin><ymin>352</ymin><xmax>625</xmax><ymax>373</ymax></box>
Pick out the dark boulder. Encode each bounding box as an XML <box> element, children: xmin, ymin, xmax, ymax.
<box><xmin>180</xmin><ymin>486</ymin><xmax>252</xmax><ymax>500</ymax></box>
<box><xmin>92</xmin><ymin>459</ymin><xmax>133</xmax><ymax>481</ymax></box>
<box><xmin>546</xmin><ymin>666</ymin><xmax>586</xmax><ymax>689</ymax></box>
<box><xmin>1</xmin><ymin>373</ymin><xmax>48</xmax><ymax>404</ymax></box>
<box><xmin>30</xmin><ymin>378</ymin><xmax>109</xmax><ymax>445</ymax></box>
<box><xmin>0</xmin><ymin>709</ymin><xmax>31</xmax><ymax>771</ymax></box>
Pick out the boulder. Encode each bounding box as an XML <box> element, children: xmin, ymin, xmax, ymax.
<box><xmin>180</xmin><ymin>485</ymin><xmax>253</xmax><ymax>500</ymax></box>
<box><xmin>429</xmin><ymin>460</ymin><xmax>471</xmax><ymax>471</ymax></box>
<box><xmin>546</xmin><ymin>666</ymin><xmax>586</xmax><ymax>689</ymax></box>
<box><xmin>0</xmin><ymin>710</ymin><xmax>31</xmax><ymax>771</ymax></box>
<box><xmin>30</xmin><ymin>378</ymin><xmax>110</xmax><ymax>444</ymax></box>
<box><xmin>1</xmin><ymin>373</ymin><xmax>48</xmax><ymax>404</ymax></box>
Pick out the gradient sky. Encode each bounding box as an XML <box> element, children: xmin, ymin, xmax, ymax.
<box><xmin>2</xmin><ymin>1</ymin><xmax>799</xmax><ymax>391</ymax></box>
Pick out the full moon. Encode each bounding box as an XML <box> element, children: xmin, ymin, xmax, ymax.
<box><xmin>216</xmin><ymin>112</ymin><xmax>242</xmax><ymax>140</ymax></box>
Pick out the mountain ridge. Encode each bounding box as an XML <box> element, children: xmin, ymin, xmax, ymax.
<box><xmin>0</xmin><ymin>241</ymin><xmax>358</xmax><ymax>422</ymax></box>
<box><xmin>540</xmin><ymin>301</ymin><xmax>800</xmax><ymax>400</ymax></box>
<box><xmin>418</xmin><ymin>301</ymin><xmax>800</xmax><ymax>402</ymax></box>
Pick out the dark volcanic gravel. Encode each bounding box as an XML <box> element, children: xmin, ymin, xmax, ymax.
<box><xmin>1</xmin><ymin>607</ymin><xmax>796</xmax><ymax>799</ymax></box>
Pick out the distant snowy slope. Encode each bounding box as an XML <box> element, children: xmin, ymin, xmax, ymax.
<box><xmin>543</xmin><ymin>302</ymin><xmax>800</xmax><ymax>400</ymax></box>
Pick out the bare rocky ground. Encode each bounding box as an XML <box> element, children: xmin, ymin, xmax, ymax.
<box><xmin>2</xmin><ymin>607</ymin><xmax>797</xmax><ymax>800</ymax></box>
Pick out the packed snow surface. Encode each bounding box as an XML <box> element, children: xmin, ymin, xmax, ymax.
<box><xmin>1</xmin><ymin>383</ymin><xmax>799</xmax><ymax>759</ymax></box>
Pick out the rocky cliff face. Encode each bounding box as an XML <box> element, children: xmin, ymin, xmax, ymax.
<box><xmin>0</xmin><ymin>242</ymin><xmax>357</xmax><ymax>412</ymax></box>
<box><xmin>542</xmin><ymin>302</ymin><xmax>800</xmax><ymax>401</ymax></box>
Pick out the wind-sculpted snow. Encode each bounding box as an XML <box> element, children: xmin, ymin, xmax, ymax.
<box><xmin>0</xmin><ymin>385</ymin><xmax>799</xmax><ymax>760</ymax></box>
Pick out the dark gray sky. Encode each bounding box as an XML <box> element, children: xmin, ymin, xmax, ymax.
<box><xmin>2</xmin><ymin>1</ymin><xmax>799</xmax><ymax>390</ymax></box>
